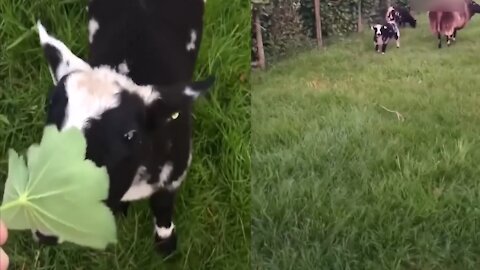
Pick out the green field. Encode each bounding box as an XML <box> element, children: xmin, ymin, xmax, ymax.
<box><xmin>252</xmin><ymin>15</ymin><xmax>480</xmax><ymax>269</ymax></box>
<box><xmin>0</xmin><ymin>0</ymin><xmax>250</xmax><ymax>269</ymax></box>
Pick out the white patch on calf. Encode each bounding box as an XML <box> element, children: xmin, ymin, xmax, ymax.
<box><xmin>159</xmin><ymin>162</ymin><xmax>173</xmax><ymax>185</ymax></box>
<box><xmin>37</xmin><ymin>21</ymin><xmax>91</xmax><ymax>84</ymax></box>
<box><xmin>88</xmin><ymin>18</ymin><xmax>99</xmax><ymax>43</ymax></box>
<box><xmin>157</xmin><ymin>152</ymin><xmax>192</xmax><ymax>191</ymax></box>
<box><xmin>169</xmin><ymin>170</ymin><xmax>187</xmax><ymax>190</ymax></box>
<box><xmin>183</xmin><ymin>86</ymin><xmax>200</xmax><ymax>98</ymax></box>
<box><xmin>117</xmin><ymin>60</ymin><xmax>130</xmax><ymax>75</ymax></box>
<box><xmin>121</xmin><ymin>182</ymin><xmax>156</xmax><ymax>201</ymax></box>
<box><xmin>121</xmin><ymin>166</ymin><xmax>155</xmax><ymax>201</ymax></box>
<box><xmin>155</xmin><ymin>222</ymin><xmax>175</xmax><ymax>239</ymax></box>
<box><xmin>61</xmin><ymin>66</ymin><xmax>160</xmax><ymax>130</ymax></box>
<box><xmin>167</xmin><ymin>152</ymin><xmax>191</xmax><ymax>191</ymax></box>
<box><xmin>386</xmin><ymin>7</ymin><xmax>396</xmax><ymax>23</ymax></box>
<box><xmin>186</xmin><ymin>30</ymin><xmax>197</xmax><ymax>51</ymax></box>
<box><xmin>372</xmin><ymin>24</ymin><xmax>382</xmax><ymax>37</ymax></box>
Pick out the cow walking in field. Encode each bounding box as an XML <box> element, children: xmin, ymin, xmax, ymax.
<box><xmin>394</xmin><ymin>6</ymin><xmax>417</xmax><ymax>28</ymax></box>
<box><xmin>35</xmin><ymin>0</ymin><xmax>213</xmax><ymax>257</ymax></box>
<box><xmin>428</xmin><ymin>0</ymin><xmax>480</xmax><ymax>48</ymax></box>
<box><xmin>371</xmin><ymin>23</ymin><xmax>400</xmax><ymax>54</ymax></box>
<box><xmin>385</xmin><ymin>6</ymin><xmax>402</xmax><ymax>48</ymax></box>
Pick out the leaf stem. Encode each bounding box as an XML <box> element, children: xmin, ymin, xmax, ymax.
<box><xmin>0</xmin><ymin>199</ymin><xmax>23</xmax><ymax>212</ymax></box>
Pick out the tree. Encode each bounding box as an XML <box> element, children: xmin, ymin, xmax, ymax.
<box><xmin>252</xmin><ymin>0</ymin><xmax>269</xmax><ymax>69</ymax></box>
<box><xmin>313</xmin><ymin>0</ymin><xmax>323</xmax><ymax>47</ymax></box>
<box><xmin>357</xmin><ymin>0</ymin><xmax>363</xmax><ymax>32</ymax></box>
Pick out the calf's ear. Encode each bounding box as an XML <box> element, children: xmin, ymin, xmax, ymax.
<box><xmin>153</xmin><ymin>76</ymin><xmax>215</xmax><ymax>107</ymax></box>
<box><xmin>183</xmin><ymin>76</ymin><xmax>215</xmax><ymax>100</ymax></box>
<box><xmin>37</xmin><ymin>21</ymin><xmax>91</xmax><ymax>85</ymax></box>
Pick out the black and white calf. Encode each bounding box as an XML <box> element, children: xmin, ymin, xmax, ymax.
<box><xmin>36</xmin><ymin>22</ymin><xmax>212</xmax><ymax>255</ymax></box>
<box><xmin>87</xmin><ymin>0</ymin><xmax>206</xmax><ymax>256</ymax></box>
<box><xmin>371</xmin><ymin>23</ymin><xmax>400</xmax><ymax>54</ymax></box>
<box><xmin>34</xmin><ymin>0</ymin><xmax>211</xmax><ymax>257</ymax></box>
<box><xmin>385</xmin><ymin>7</ymin><xmax>401</xmax><ymax>48</ymax></box>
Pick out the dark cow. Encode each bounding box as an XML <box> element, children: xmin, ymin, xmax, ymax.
<box><xmin>34</xmin><ymin>0</ymin><xmax>212</xmax><ymax>257</ymax></box>
<box><xmin>371</xmin><ymin>23</ymin><xmax>400</xmax><ymax>54</ymax></box>
<box><xmin>394</xmin><ymin>6</ymin><xmax>417</xmax><ymax>28</ymax></box>
<box><xmin>429</xmin><ymin>0</ymin><xmax>480</xmax><ymax>48</ymax></box>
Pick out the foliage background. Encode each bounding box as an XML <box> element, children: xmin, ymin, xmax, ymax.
<box><xmin>252</xmin><ymin>0</ymin><xmax>412</xmax><ymax>63</ymax></box>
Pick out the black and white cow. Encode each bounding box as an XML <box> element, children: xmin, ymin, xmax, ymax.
<box><xmin>34</xmin><ymin>0</ymin><xmax>212</xmax><ymax>257</ymax></box>
<box><xmin>371</xmin><ymin>23</ymin><xmax>400</xmax><ymax>54</ymax></box>
<box><xmin>385</xmin><ymin>6</ymin><xmax>401</xmax><ymax>48</ymax></box>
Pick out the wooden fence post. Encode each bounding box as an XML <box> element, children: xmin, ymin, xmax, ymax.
<box><xmin>254</xmin><ymin>7</ymin><xmax>266</xmax><ymax>69</ymax></box>
<box><xmin>314</xmin><ymin>0</ymin><xmax>323</xmax><ymax>47</ymax></box>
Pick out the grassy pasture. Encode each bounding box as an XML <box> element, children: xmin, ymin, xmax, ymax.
<box><xmin>252</xmin><ymin>15</ymin><xmax>480</xmax><ymax>269</ymax></box>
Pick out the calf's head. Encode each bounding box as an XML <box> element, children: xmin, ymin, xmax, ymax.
<box><xmin>371</xmin><ymin>24</ymin><xmax>385</xmax><ymax>37</ymax></box>
<box><xmin>37</xmin><ymin>22</ymin><xmax>213</xmax><ymax>201</ymax></box>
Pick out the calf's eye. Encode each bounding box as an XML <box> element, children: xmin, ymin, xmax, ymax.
<box><xmin>171</xmin><ymin>112</ymin><xmax>179</xmax><ymax>120</ymax></box>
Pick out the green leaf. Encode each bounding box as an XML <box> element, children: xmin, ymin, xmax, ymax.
<box><xmin>0</xmin><ymin>125</ymin><xmax>117</xmax><ymax>250</ymax></box>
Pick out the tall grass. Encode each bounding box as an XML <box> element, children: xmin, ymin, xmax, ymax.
<box><xmin>0</xmin><ymin>0</ymin><xmax>250</xmax><ymax>269</ymax></box>
<box><xmin>252</xmin><ymin>15</ymin><xmax>480</xmax><ymax>269</ymax></box>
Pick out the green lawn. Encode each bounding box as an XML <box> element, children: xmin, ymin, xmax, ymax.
<box><xmin>252</xmin><ymin>15</ymin><xmax>480</xmax><ymax>269</ymax></box>
<box><xmin>0</xmin><ymin>0</ymin><xmax>250</xmax><ymax>269</ymax></box>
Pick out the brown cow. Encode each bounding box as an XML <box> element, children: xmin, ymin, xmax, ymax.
<box><xmin>428</xmin><ymin>0</ymin><xmax>480</xmax><ymax>48</ymax></box>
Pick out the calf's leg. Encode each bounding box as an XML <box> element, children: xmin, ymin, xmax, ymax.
<box><xmin>381</xmin><ymin>43</ymin><xmax>387</xmax><ymax>54</ymax></box>
<box><xmin>437</xmin><ymin>33</ymin><xmax>442</xmax><ymax>48</ymax></box>
<box><xmin>150</xmin><ymin>189</ymin><xmax>177</xmax><ymax>256</ymax></box>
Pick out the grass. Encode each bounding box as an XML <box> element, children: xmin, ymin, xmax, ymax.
<box><xmin>0</xmin><ymin>0</ymin><xmax>250</xmax><ymax>269</ymax></box>
<box><xmin>252</xmin><ymin>15</ymin><xmax>480</xmax><ymax>270</ymax></box>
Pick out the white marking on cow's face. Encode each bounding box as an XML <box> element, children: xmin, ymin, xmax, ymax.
<box><xmin>183</xmin><ymin>86</ymin><xmax>200</xmax><ymax>98</ymax></box>
<box><xmin>120</xmin><ymin>181</ymin><xmax>155</xmax><ymax>201</ymax></box>
<box><xmin>121</xmin><ymin>166</ymin><xmax>153</xmax><ymax>201</ymax></box>
<box><xmin>159</xmin><ymin>161</ymin><xmax>173</xmax><ymax>185</ymax></box>
<box><xmin>117</xmin><ymin>60</ymin><xmax>130</xmax><ymax>75</ymax></box>
<box><xmin>386</xmin><ymin>7</ymin><xmax>396</xmax><ymax>22</ymax></box>
<box><xmin>186</xmin><ymin>30</ymin><xmax>197</xmax><ymax>51</ymax></box>
<box><xmin>155</xmin><ymin>222</ymin><xmax>175</xmax><ymax>239</ymax></box>
<box><xmin>88</xmin><ymin>18</ymin><xmax>99</xmax><ymax>43</ymax></box>
<box><xmin>169</xmin><ymin>170</ymin><xmax>187</xmax><ymax>190</ymax></box>
<box><xmin>61</xmin><ymin>66</ymin><xmax>160</xmax><ymax>130</ymax></box>
<box><xmin>167</xmin><ymin>152</ymin><xmax>191</xmax><ymax>191</ymax></box>
<box><xmin>372</xmin><ymin>24</ymin><xmax>382</xmax><ymax>37</ymax></box>
<box><xmin>132</xmin><ymin>166</ymin><xmax>150</xmax><ymax>183</ymax></box>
